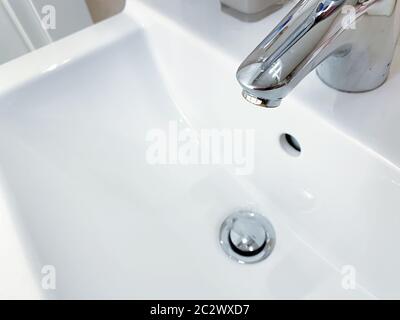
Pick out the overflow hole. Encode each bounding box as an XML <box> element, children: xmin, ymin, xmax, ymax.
<box><xmin>280</xmin><ymin>133</ymin><xmax>301</xmax><ymax>157</ymax></box>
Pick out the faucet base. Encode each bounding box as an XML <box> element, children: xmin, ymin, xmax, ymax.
<box><xmin>316</xmin><ymin>57</ymin><xmax>391</xmax><ymax>93</ymax></box>
<box><xmin>316</xmin><ymin>68</ymin><xmax>390</xmax><ymax>94</ymax></box>
<box><xmin>315</xmin><ymin>11</ymin><xmax>396</xmax><ymax>94</ymax></box>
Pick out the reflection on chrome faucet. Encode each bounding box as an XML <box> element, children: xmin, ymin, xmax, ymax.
<box><xmin>237</xmin><ymin>0</ymin><xmax>400</xmax><ymax>108</ymax></box>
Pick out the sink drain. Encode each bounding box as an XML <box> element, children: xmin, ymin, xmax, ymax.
<box><xmin>220</xmin><ymin>210</ymin><xmax>276</xmax><ymax>264</ymax></box>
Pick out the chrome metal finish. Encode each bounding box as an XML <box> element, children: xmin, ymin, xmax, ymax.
<box><xmin>242</xmin><ymin>90</ymin><xmax>281</xmax><ymax>108</ymax></box>
<box><xmin>237</xmin><ymin>0</ymin><xmax>400</xmax><ymax>107</ymax></box>
<box><xmin>220</xmin><ymin>210</ymin><xmax>276</xmax><ymax>264</ymax></box>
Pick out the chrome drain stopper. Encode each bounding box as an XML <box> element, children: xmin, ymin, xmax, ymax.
<box><xmin>220</xmin><ymin>211</ymin><xmax>276</xmax><ymax>264</ymax></box>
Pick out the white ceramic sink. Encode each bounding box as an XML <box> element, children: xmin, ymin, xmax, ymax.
<box><xmin>0</xmin><ymin>0</ymin><xmax>400</xmax><ymax>299</ymax></box>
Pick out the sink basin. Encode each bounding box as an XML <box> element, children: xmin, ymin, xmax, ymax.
<box><xmin>0</xmin><ymin>0</ymin><xmax>400</xmax><ymax>299</ymax></box>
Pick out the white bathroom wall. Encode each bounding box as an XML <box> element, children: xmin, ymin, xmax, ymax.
<box><xmin>0</xmin><ymin>4</ymin><xmax>30</xmax><ymax>65</ymax></box>
<box><xmin>2</xmin><ymin>0</ymin><xmax>53</xmax><ymax>49</ymax></box>
<box><xmin>0</xmin><ymin>0</ymin><xmax>93</xmax><ymax>65</ymax></box>
<box><xmin>31</xmin><ymin>0</ymin><xmax>93</xmax><ymax>41</ymax></box>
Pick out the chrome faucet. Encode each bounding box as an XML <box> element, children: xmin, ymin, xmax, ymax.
<box><xmin>237</xmin><ymin>0</ymin><xmax>400</xmax><ymax>107</ymax></box>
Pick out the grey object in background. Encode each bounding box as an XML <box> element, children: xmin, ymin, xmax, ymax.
<box><xmin>85</xmin><ymin>0</ymin><xmax>126</xmax><ymax>23</ymax></box>
<box><xmin>220</xmin><ymin>0</ymin><xmax>285</xmax><ymax>21</ymax></box>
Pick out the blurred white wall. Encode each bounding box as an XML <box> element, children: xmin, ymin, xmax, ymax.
<box><xmin>32</xmin><ymin>0</ymin><xmax>93</xmax><ymax>41</ymax></box>
<box><xmin>0</xmin><ymin>3</ymin><xmax>31</xmax><ymax>65</ymax></box>
<box><xmin>0</xmin><ymin>0</ymin><xmax>93</xmax><ymax>65</ymax></box>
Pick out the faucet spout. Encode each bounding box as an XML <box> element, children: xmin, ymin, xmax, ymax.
<box><xmin>237</xmin><ymin>0</ymin><xmax>400</xmax><ymax>107</ymax></box>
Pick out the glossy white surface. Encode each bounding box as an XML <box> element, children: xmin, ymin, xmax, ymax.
<box><xmin>0</xmin><ymin>0</ymin><xmax>399</xmax><ymax>299</ymax></box>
